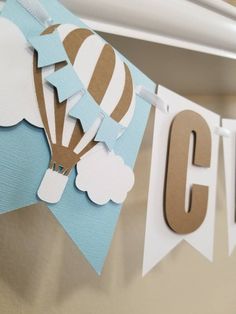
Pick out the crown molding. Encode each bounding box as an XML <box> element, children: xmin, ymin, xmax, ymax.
<box><xmin>190</xmin><ymin>0</ymin><xmax>236</xmax><ymax>20</ymax></box>
<box><xmin>61</xmin><ymin>0</ymin><xmax>236</xmax><ymax>59</ymax></box>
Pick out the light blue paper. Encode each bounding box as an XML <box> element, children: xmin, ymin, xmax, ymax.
<box><xmin>70</xmin><ymin>93</ymin><xmax>101</xmax><ymax>132</ymax></box>
<box><xmin>1</xmin><ymin>0</ymin><xmax>156</xmax><ymax>274</ymax></box>
<box><xmin>95</xmin><ymin>117</ymin><xmax>124</xmax><ymax>151</ymax></box>
<box><xmin>28</xmin><ymin>32</ymin><xmax>68</xmax><ymax>67</ymax></box>
<box><xmin>46</xmin><ymin>64</ymin><xmax>83</xmax><ymax>103</ymax></box>
<box><xmin>70</xmin><ymin>94</ymin><xmax>124</xmax><ymax>150</ymax></box>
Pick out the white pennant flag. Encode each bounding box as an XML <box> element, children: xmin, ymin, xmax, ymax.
<box><xmin>143</xmin><ymin>86</ymin><xmax>220</xmax><ymax>275</ymax></box>
<box><xmin>222</xmin><ymin>119</ymin><xmax>236</xmax><ymax>256</ymax></box>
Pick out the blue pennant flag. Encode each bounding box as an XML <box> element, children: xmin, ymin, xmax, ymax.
<box><xmin>95</xmin><ymin>117</ymin><xmax>125</xmax><ymax>151</ymax></box>
<box><xmin>70</xmin><ymin>92</ymin><xmax>125</xmax><ymax>151</ymax></box>
<box><xmin>46</xmin><ymin>64</ymin><xmax>83</xmax><ymax>103</ymax></box>
<box><xmin>28</xmin><ymin>32</ymin><xmax>67</xmax><ymax>68</ymax></box>
<box><xmin>69</xmin><ymin>92</ymin><xmax>101</xmax><ymax>132</ymax></box>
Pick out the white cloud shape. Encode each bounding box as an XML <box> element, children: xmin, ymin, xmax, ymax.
<box><xmin>76</xmin><ymin>147</ymin><xmax>135</xmax><ymax>205</ymax></box>
<box><xmin>0</xmin><ymin>17</ymin><xmax>42</xmax><ymax>128</ymax></box>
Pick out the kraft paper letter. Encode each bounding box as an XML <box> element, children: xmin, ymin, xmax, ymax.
<box><xmin>143</xmin><ymin>86</ymin><xmax>220</xmax><ymax>275</ymax></box>
<box><xmin>165</xmin><ymin>110</ymin><xmax>212</xmax><ymax>234</ymax></box>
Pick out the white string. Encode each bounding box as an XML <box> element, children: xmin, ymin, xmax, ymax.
<box><xmin>17</xmin><ymin>0</ymin><xmax>53</xmax><ymax>27</ymax></box>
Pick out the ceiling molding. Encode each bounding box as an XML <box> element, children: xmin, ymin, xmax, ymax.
<box><xmin>61</xmin><ymin>0</ymin><xmax>236</xmax><ymax>59</ymax></box>
<box><xmin>190</xmin><ymin>0</ymin><xmax>236</xmax><ymax>20</ymax></box>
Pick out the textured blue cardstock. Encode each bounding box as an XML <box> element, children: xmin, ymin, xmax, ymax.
<box><xmin>94</xmin><ymin>116</ymin><xmax>124</xmax><ymax>151</ymax></box>
<box><xmin>0</xmin><ymin>0</ymin><xmax>156</xmax><ymax>274</ymax></box>
<box><xmin>70</xmin><ymin>95</ymin><xmax>124</xmax><ymax>151</ymax></box>
<box><xmin>70</xmin><ymin>94</ymin><xmax>101</xmax><ymax>132</ymax></box>
<box><xmin>46</xmin><ymin>64</ymin><xmax>83</xmax><ymax>102</ymax></box>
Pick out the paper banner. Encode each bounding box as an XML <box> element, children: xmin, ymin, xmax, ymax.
<box><xmin>143</xmin><ymin>86</ymin><xmax>220</xmax><ymax>275</ymax></box>
<box><xmin>222</xmin><ymin>119</ymin><xmax>236</xmax><ymax>255</ymax></box>
<box><xmin>0</xmin><ymin>0</ymin><xmax>155</xmax><ymax>274</ymax></box>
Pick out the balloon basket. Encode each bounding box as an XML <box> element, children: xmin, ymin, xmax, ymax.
<box><xmin>37</xmin><ymin>168</ymin><xmax>69</xmax><ymax>204</ymax></box>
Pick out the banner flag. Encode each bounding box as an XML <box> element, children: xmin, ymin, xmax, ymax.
<box><xmin>143</xmin><ymin>86</ymin><xmax>220</xmax><ymax>275</ymax></box>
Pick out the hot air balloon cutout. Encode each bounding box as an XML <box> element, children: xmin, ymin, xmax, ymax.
<box><xmin>0</xmin><ymin>14</ymin><xmax>135</xmax><ymax>205</ymax></box>
<box><xmin>29</xmin><ymin>24</ymin><xmax>136</xmax><ymax>205</ymax></box>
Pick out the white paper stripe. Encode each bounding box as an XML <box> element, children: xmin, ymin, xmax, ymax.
<box><xmin>62</xmin><ymin>34</ymin><xmax>105</xmax><ymax>147</ymax></box>
<box><xmin>99</xmin><ymin>54</ymin><xmax>125</xmax><ymax>115</ymax></box>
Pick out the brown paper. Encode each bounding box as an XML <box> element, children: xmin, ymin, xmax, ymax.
<box><xmin>164</xmin><ymin>110</ymin><xmax>212</xmax><ymax>234</ymax></box>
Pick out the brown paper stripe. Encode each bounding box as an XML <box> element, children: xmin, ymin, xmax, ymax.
<box><xmin>54</xmin><ymin>29</ymin><xmax>94</xmax><ymax>146</ymax></box>
<box><xmin>111</xmin><ymin>63</ymin><xmax>133</xmax><ymax>122</ymax></box>
<box><xmin>87</xmin><ymin>44</ymin><xmax>116</xmax><ymax>104</ymax></box>
<box><xmin>69</xmin><ymin>43</ymin><xmax>116</xmax><ymax>152</ymax></box>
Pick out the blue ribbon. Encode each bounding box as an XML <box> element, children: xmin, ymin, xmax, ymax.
<box><xmin>28</xmin><ymin>32</ymin><xmax>67</xmax><ymax>67</ymax></box>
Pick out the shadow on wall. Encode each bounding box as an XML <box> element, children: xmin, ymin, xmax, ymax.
<box><xmin>0</xmin><ymin>108</ymin><xmax>157</xmax><ymax>305</ymax></box>
<box><xmin>0</xmin><ymin>203</ymin><xmax>59</xmax><ymax>303</ymax></box>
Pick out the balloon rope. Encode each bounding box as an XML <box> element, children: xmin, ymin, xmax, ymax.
<box><xmin>16</xmin><ymin>0</ymin><xmax>53</xmax><ymax>27</ymax></box>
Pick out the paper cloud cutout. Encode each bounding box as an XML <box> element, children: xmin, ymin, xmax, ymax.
<box><xmin>0</xmin><ymin>17</ymin><xmax>42</xmax><ymax>127</ymax></box>
<box><xmin>76</xmin><ymin>147</ymin><xmax>135</xmax><ymax>205</ymax></box>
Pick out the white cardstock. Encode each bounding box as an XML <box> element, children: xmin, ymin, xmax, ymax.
<box><xmin>222</xmin><ymin>119</ymin><xmax>236</xmax><ymax>256</ymax></box>
<box><xmin>0</xmin><ymin>17</ymin><xmax>42</xmax><ymax>127</ymax></box>
<box><xmin>37</xmin><ymin>169</ymin><xmax>69</xmax><ymax>204</ymax></box>
<box><xmin>76</xmin><ymin>145</ymin><xmax>135</xmax><ymax>205</ymax></box>
<box><xmin>143</xmin><ymin>86</ymin><xmax>220</xmax><ymax>275</ymax></box>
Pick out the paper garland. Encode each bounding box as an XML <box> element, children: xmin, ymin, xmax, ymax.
<box><xmin>0</xmin><ymin>0</ymin><xmax>236</xmax><ymax>276</ymax></box>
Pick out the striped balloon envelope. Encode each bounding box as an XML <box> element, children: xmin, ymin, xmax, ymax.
<box><xmin>33</xmin><ymin>24</ymin><xmax>136</xmax><ymax>204</ymax></box>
